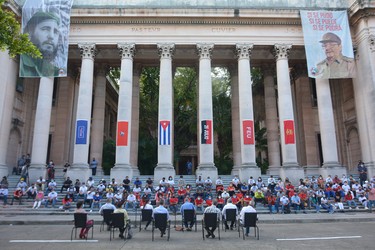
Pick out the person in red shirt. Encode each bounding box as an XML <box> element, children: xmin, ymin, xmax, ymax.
<box><xmin>195</xmin><ymin>196</ymin><xmax>204</xmax><ymax>212</ymax></box>
<box><xmin>177</xmin><ymin>186</ymin><xmax>187</xmax><ymax>204</ymax></box>
<box><xmin>205</xmin><ymin>196</ymin><xmax>213</xmax><ymax>207</ymax></box>
<box><xmin>267</xmin><ymin>194</ymin><xmax>276</xmax><ymax>214</ymax></box>
<box><xmin>10</xmin><ymin>188</ymin><xmax>23</xmax><ymax>205</ymax></box>
<box><xmin>217</xmin><ymin>195</ymin><xmax>225</xmax><ymax>210</ymax></box>
<box><xmin>227</xmin><ymin>183</ymin><xmax>235</xmax><ymax>197</ymax></box>
<box><xmin>169</xmin><ymin>194</ymin><xmax>179</xmax><ymax>214</ymax></box>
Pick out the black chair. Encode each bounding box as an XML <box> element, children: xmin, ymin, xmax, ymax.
<box><xmin>238</xmin><ymin>213</ymin><xmax>259</xmax><ymax>240</ymax></box>
<box><xmin>222</xmin><ymin>208</ymin><xmax>237</xmax><ymax>231</ymax></box>
<box><xmin>202</xmin><ymin>213</ymin><xmax>220</xmax><ymax>240</ymax></box>
<box><xmin>181</xmin><ymin>209</ymin><xmax>197</xmax><ymax>232</ymax></box>
<box><xmin>152</xmin><ymin>213</ymin><xmax>170</xmax><ymax>241</ymax></box>
<box><xmin>109</xmin><ymin>213</ymin><xmax>127</xmax><ymax>241</ymax></box>
<box><xmin>100</xmin><ymin>209</ymin><xmax>114</xmax><ymax>232</ymax></box>
<box><xmin>139</xmin><ymin>209</ymin><xmax>153</xmax><ymax>231</ymax></box>
<box><xmin>71</xmin><ymin>213</ymin><xmax>94</xmax><ymax>241</ymax></box>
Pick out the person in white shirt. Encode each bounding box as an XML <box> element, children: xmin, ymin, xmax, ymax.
<box><xmin>279</xmin><ymin>195</ymin><xmax>290</xmax><ymax>214</ymax></box>
<box><xmin>239</xmin><ymin>201</ymin><xmax>257</xmax><ymax>236</ymax></box>
<box><xmin>126</xmin><ymin>192</ymin><xmax>137</xmax><ymax>211</ymax></box>
<box><xmin>215</xmin><ymin>177</ymin><xmax>223</xmax><ymax>186</ymax></box>
<box><xmin>267</xmin><ymin>175</ymin><xmax>276</xmax><ymax>185</ymax></box>
<box><xmin>341</xmin><ymin>181</ymin><xmax>351</xmax><ymax>193</ymax></box>
<box><xmin>44</xmin><ymin>189</ymin><xmax>58</xmax><ymax>208</ymax></box>
<box><xmin>153</xmin><ymin>199</ymin><xmax>170</xmax><ymax>237</ymax></box>
<box><xmin>222</xmin><ymin>199</ymin><xmax>238</xmax><ymax>230</ymax></box>
<box><xmin>326</xmin><ymin>175</ymin><xmax>333</xmax><ymax>184</ymax></box>
<box><xmin>141</xmin><ymin>199</ymin><xmax>154</xmax><ymax>230</ymax></box>
<box><xmin>86</xmin><ymin>177</ymin><xmax>95</xmax><ymax>188</ymax></box>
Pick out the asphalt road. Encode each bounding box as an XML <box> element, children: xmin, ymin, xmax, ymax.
<box><xmin>0</xmin><ymin>221</ymin><xmax>373</xmax><ymax>250</ymax></box>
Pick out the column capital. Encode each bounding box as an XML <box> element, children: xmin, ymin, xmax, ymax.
<box><xmin>157</xmin><ymin>43</ymin><xmax>175</xmax><ymax>59</ymax></box>
<box><xmin>78</xmin><ymin>43</ymin><xmax>97</xmax><ymax>59</ymax></box>
<box><xmin>235</xmin><ymin>43</ymin><xmax>254</xmax><ymax>60</ymax></box>
<box><xmin>369</xmin><ymin>34</ymin><xmax>375</xmax><ymax>52</ymax></box>
<box><xmin>273</xmin><ymin>44</ymin><xmax>292</xmax><ymax>60</ymax></box>
<box><xmin>196</xmin><ymin>43</ymin><xmax>214</xmax><ymax>59</ymax></box>
<box><xmin>118</xmin><ymin>43</ymin><xmax>136</xmax><ymax>60</ymax></box>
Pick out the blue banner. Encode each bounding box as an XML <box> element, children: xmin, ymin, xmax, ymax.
<box><xmin>300</xmin><ymin>10</ymin><xmax>356</xmax><ymax>79</ymax></box>
<box><xmin>75</xmin><ymin>120</ymin><xmax>88</xmax><ymax>145</ymax></box>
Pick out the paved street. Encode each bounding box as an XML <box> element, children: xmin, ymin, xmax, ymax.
<box><xmin>0</xmin><ymin>220</ymin><xmax>373</xmax><ymax>250</ymax></box>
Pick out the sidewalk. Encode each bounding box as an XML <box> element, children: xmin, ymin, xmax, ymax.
<box><xmin>1</xmin><ymin>211</ymin><xmax>375</xmax><ymax>225</ymax></box>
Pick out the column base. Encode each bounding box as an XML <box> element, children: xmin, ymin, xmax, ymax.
<box><xmin>131</xmin><ymin>165</ymin><xmax>140</xmax><ymax>177</ymax></box>
<box><xmin>239</xmin><ymin>164</ymin><xmax>261</xmax><ymax>182</ymax></box>
<box><xmin>28</xmin><ymin>164</ymin><xmax>47</xmax><ymax>184</ymax></box>
<box><xmin>196</xmin><ymin>163</ymin><xmax>218</xmax><ymax>183</ymax></box>
<box><xmin>279</xmin><ymin>164</ymin><xmax>304</xmax><ymax>185</ymax></box>
<box><xmin>0</xmin><ymin>164</ymin><xmax>9</xmax><ymax>179</ymax></box>
<box><xmin>154</xmin><ymin>164</ymin><xmax>175</xmax><ymax>184</ymax></box>
<box><xmin>366</xmin><ymin>161</ymin><xmax>375</xmax><ymax>180</ymax></box>
<box><xmin>303</xmin><ymin>165</ymin><xmax>321</xmax><ymax>177</ymax></box>
<box><xmin>319</xmin><ymin>162</ymin><xmax>347</xmax><ymax>178</ymax></box>
<box><xmin>231</xmin><ymin>165</ymin><xmax>240</xmax><ymax>176</ymax></box>
<box><xmin>67</xmin><ymin>164</ymin><xmax>90</xmax><ymax>184</ymax></box>
<box><xmin>111</xmin><ymin>164</ymin><xmax>133</xmax><ymax>184</ymax></box>
<box><xmin>267</xmin><ymin>166</ymin><xmax>281</xmax><ymax>176</ymax></box>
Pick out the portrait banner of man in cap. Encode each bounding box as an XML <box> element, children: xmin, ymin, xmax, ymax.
<box><xmin>300</xmin><ymin>10</ymin><xmax>356</xmax><ymax>79</ymax></box>
<box><xmin>20</xmin><ymin>0</ymin><xmax>73</xmax><ymax>78</ymax></box>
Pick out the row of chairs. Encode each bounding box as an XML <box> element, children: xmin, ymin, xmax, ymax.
<box><xmin>72</xmin><ymin>209</ymin><xmax>259</xmax><ymax>241</ymax></box>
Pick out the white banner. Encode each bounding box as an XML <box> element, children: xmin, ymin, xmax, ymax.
<box><xmin>300</xmin><ymin>10</ymin><xmax>356</xmax><ymax>79</ymax></box>
<box><xmin>20</xmin><ymin>0</ymin><xmax>73</xmax><ymax>77</ymax></box>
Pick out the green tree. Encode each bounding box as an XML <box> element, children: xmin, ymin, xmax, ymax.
<box><xmin>0</xmin><ymin>0</ymin><xmax>41</xmax><ymax>58</ymax></box>
<box><xmin>212</xmin><ymin>67</ymin><xmax>233</xmax><ymax>174</ymax></box>
<box><xmin>101</xmin><ymin>138</ymin><xmax>116</xmax><ymax>175</ymax></box>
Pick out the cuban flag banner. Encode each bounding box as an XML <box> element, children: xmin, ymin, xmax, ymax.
<box><xmin>159</xmin><ymin>120</ymin><xmax>171</xmax><ymax>145</ymax></box>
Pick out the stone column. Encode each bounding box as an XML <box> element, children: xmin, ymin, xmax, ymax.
<box><xmin>196</xmin><ymin>43</ymin><xmax>218</xmax><ymax>182</ymax></box>
<box><xmin>352</xmin><ymin>34</ymin><xmax>375</xmax><ymax>178</ymax></box>
<box><xmin>68</xmin><ymin>43</ymin><xmax>96</xmax><ymax>182</ymax></box>
<box><xmin>274</xmin><ymin>44</ymin><xmax>303</xmax><ymax>184</ymax></box>
<box><xmin>316</xmin><ymin>78</ymin><xmax>346</xmax><ymax>177</ymax></box>
<box><xmin>0</xmin><ymin>52</ymin><xmax>18</xmax><ymax>177</ymax></box>
<box><xmin>236</xmin><ymin>44</ymin><xmax>261</xmax><ymax>180</ymax></box>
<box><xmin>28</xmin><ymin>77</ymin><xmax>55</xmax><ymax>182</ymax></box>
<box><xmin>111</xmin><ymin>43</ymin><xmax>135</xmax><ymax>182</ymax></box>
<box><xmin>90</xmin><ymin>65</ymin><xmax>107</xmax><ymax>174</ymax></box>
<box><xmin>262</xmin><ymin>65</ymin><xmax>281</xmax><ymax>175</ymax></box>
<box><xmin>154</xmin><ymin>44</ymin><xmax>176</xmax><ymax>183</ymax></box>
<box><xmin>130</xmin><ymin>64</ymin><xmax>142</xmax><ymax>176</ymax></box>
<box><xmin>229</xmin><ymin>65</ymin><xmax>241</xmax><ymax>176</ymax></box>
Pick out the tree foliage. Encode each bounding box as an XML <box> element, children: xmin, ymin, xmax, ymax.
<box><xmin>0</xmin><ymin>0</ymin><xmax>41</xmax><ymax>58</ymax></box>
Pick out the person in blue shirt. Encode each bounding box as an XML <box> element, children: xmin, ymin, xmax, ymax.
<box><xmin>180</xmin><ymin>197</ymin><xmax>196</xmax><ymax>231</ymax></box>
<box><xmin>153</xmin><ymin>199</ymin><xmax>170</xmax><ymax>237</ymax></box>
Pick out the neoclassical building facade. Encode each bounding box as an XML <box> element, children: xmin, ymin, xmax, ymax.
<box><xmin>0</xmin><ymin>0</ymin><xmax>374</xmax><ymax>184</ymax></box>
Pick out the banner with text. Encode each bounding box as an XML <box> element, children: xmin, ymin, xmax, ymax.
<box><xmin>242</xmin><ymin>120</ymin><xmax>255</xmax><ymax>145</ymax></box>
<box><xmin>75</xmin><ymin>120</ymin><xmax>88</xmax><ymax>145</ymax></box>
<box><xmin>284</xmin><ymin>120</ymin><xmax>295</xmax><ymax>144</ymax></box>
<box><xmin>300</xmin><ymin>10</ymin><xmax>355</xmax><ymax>79</ymax></box>
<box><xmin>159</xmin><ymin>120</ymin><xmax>171</xmax><ymax>145</ymax></box>
<box><xmin>20</xmin><ymin>0</ymin><xmax>73</xmax><ymax>77</ymax></box>
<box><xmin>201</xmin><ymin>120</ymin><xmax>212</xmax><ymax>144</ymax></box>
<box><xmin>117</xmin><ymin>121</ymin><xmax>129</xmax><ymax>146</ymax></box>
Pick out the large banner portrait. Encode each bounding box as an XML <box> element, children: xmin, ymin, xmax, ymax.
<box><xmin>300</xmin><ymin>10</ymin><xmax>356</xmax><ymax>79</ymax></box>
<box><xmin>20</xmin><ymin>0</ymin><xmax>73</xmax><ymax>78</ymax></box>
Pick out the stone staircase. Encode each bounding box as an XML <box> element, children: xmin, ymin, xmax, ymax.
<box><xmin>1</xmin><ymin>171</ymin><xmax>368</xmax><ymax>217</ymax></box>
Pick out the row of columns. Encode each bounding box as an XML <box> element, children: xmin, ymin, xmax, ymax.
<box><xmin>0</xmin><ymin>42</ymin><xmax>350</xmax><ymax>184</ymax></box>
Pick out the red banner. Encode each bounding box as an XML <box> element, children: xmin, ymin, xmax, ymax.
<box><xmin>242</xmin><ymin>120</ymin><xmax>254</xmax><ymax>145</ymax></box>
<box><xmin>201</xmin><ymin>120</ymin><xmax>212</xmax><ymax>144</ymax></box>
<box><xmin>284</xmin><ymin>120</ymin><xmax>295</xmax><ymax>144</ymax></box>
<box><xmin>117</xmin><ymin>121</ymin><xmax>129</xmax><ymax>146</ymax></box>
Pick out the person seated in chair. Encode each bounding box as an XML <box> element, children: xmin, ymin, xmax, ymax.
<box><xmin>153</xmin><ymin>199</ymin><xmax>170</xmax><ymax>237</ymax></box>
<box><xmin>99</xmin><ymin>198</ymin><xmax>116</xmax><ymax>230</ymax></box>
<box><xmin>114</xmin><ymin>201</ymin><xmax>131</xmax><ymax>239</ymax></box>
<box><xmin>180</xmin><ymin>197</ymin><xmax>196</xmax><ymax>231</ymax></box>
<box><xmin>141</xmin><ymin>199</ymin><xmax>153</xmax><ymax>230</ymax></box>
<box><xmin>203</xmin><ymin>199</ymin><xmax>221</xmax><ymax>238</ymax></box>
<box><xmin>222</xmin><ymin>199</ymin><xmax>238</xmax><ymax>230</ymax></box>
<box><xmin>239</xmin><ymin>200</ymin><xmax>257</xmax><ymax>237</ymax></box>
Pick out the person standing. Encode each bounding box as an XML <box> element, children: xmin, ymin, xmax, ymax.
<box><xmin>90</xmin><ymin>158</ymin><xmax>98</xmax><ymax>176</ymax></box>
<box><xmin>186</xmin><ymin>160</ymin><xmax>192</xmax><ymax>175</ymax></box>
<box><xmin>357</xmin><ymin>160</ymin><xmax>367</xmax><ymax>186</ymax></box>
